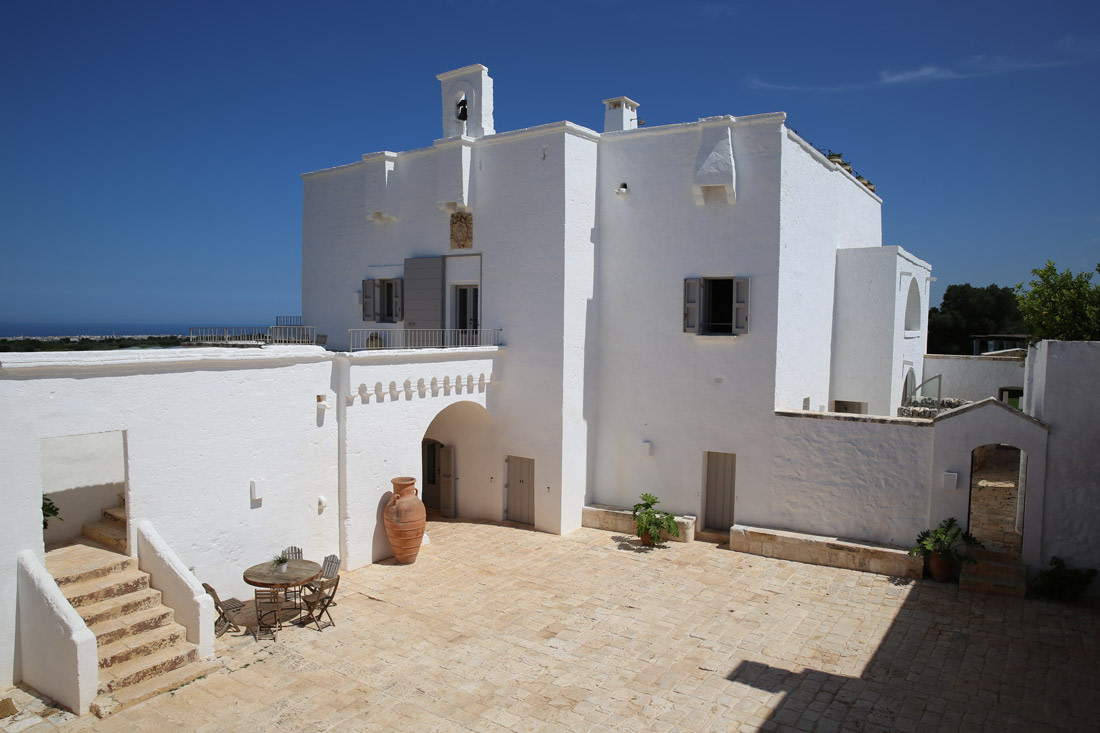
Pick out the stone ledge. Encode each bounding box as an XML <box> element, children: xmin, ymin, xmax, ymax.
<box><xmin>728</xmin><ymin>525</ymin><xmax>922</xmax><ymax>579</ymax></box>
<box><xmin>582</xmin><ymin>504</ymin><xmax>694</xmax><ymax>543</ymax></box>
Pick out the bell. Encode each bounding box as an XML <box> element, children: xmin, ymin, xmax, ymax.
<box><xmin>456</xmin><ymin>99</ymin><xmax>468</xmax><ymax>121</ymax></box>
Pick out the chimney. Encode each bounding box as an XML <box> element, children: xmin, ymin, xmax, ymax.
<box><xmin>436</xmin><ymin>64</ymin><xmax>495</xmax><ymax>140</ymax></box>
<box><xmin>603</xmin><ymin>96</ymin><xmax>640</xmax><ymax>132</ymax></box>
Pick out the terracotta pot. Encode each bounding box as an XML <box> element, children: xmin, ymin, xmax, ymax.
<box><xmin>384</xmin><ymin>476</ymin><xmax>426</xmax><ymax>564</ymax></box>
<box><xmin>928</xmin><ymin>552</ymin><xmax>956</xmax><ymax>582</ymax></box>
<box><xmin>640</xmin><ymin>532</ymin><xmax>653</xmax><ymax>546</ymax></box>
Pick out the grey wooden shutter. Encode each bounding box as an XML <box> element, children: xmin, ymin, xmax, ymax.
<box><xmin>392</xmin><ymin>278</ymin><xmax>404</xmax><ymax>321</ymax></box>
<box><xmin>403</xmin><ymin>257</ymin><xmax>444</xmax><ymax>329</ymax></box>
<box><xmin>362</xmin><ymin>279</ymin><xmax>374</xmax><ymax>322</ymax></box>
<box><xmin>733</xmin><ymin>277</ymin><xmax>749</xmax><ymax>334</ymax></box>
<box><xmin>684</xmin><ymin>278</ymin><xmax>702</xmax><ymax>333</ymax></box>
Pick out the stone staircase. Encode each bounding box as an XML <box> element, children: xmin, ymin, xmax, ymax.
<box><xmin>959</xmin><ymin>547</ymin><xmax>1027</xmax><ymax>597</ymax></box>
<box><xmin>44</xmin><ymin>504</ymin><xmax>219</xmax><ymax>717</ymax></box>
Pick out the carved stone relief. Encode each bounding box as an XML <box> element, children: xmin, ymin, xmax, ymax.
<box><xmin>450</xmin><ymin>212</ymin><xmax>473</xmax><ymax>249</ymax></box>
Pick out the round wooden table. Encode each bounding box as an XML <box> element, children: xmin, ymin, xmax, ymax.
<box><xmin>243</xmin><ymin>559</ymin><xmax>321</xmax><ymax>589</ymax></box>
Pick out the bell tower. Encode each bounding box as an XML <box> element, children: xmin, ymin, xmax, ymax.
<box><xmin>436</xmin><ymin>64</ymin><xmax>495</xmax><ymax>140</ymax></box>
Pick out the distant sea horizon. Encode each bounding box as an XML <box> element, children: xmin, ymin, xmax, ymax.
<box><xmin>0</xmin><ymin>322</ymin><xmax>193</xmax><ymax>338</ymax></box>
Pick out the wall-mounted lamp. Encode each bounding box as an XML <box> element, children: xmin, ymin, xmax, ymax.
<box><xmin>316</xmin><ymin>395</ymin><xmax>329</xmax><ymax>410</ymax></box>
<box><xmin>616</xmin><ymin>182</ymin><xmax>629</xmax><ymax>196</ymax></box>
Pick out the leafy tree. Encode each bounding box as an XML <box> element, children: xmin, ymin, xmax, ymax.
<box><xmin>927</xmin><ymin>283</ymin><xmax>1023</xmax><ymax>354</ymax></box>
<box><xmin>1015</xmin><ymin>261</ymin><xmax>1100</xmax><ymax>342</ymax></box>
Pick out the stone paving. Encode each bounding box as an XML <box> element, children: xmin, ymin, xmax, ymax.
<box><xmin>3</xmin><ymin>518</ymin><xmax>1098</xmax><ymax>731</ymax></box>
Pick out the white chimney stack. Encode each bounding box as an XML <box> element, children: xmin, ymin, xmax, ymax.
<box><xmin>603</xmin><ymin>96</ymin><xmax>640</xmax><ymax>132</ymax></box>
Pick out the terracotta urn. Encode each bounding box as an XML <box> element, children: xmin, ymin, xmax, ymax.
<box><xmin>928</xmin><ymin>552</ymin><xmax>956</xmax><ymax>582</ymax></box>
<box><xmin>383</xmin><ymin>476</ymin><xmax>427</xmax><ymax>564</ymax></box>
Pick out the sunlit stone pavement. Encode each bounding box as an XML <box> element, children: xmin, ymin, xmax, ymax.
<box><xmin>3</xmin><ymin>518</ymin><xmax>1098</xmax><ymax>731</ymax></box>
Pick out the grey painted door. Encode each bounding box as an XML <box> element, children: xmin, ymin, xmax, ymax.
<box><xmin>506</xmin><ymin>456</ymin><xmax>535</xmax><ymax>526</ymax></box>
<box><xmin>705</xmin><ymin>451</ymin><xmax>736</xmax><ymax>531</ymax></box>
<box><xmin>404</xmin><ymin>256</ymin><xmax>444</xmax><ymax>346</ymax></box>
<box><xmin>440</xmin><ymin>445</ymin><xmax>455</xmax><ymax>518</ymax></box>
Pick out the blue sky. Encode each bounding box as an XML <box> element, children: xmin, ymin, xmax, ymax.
<box><xmin>1</xmin><ymin>1</ymin><xmax>1097</xmax><ymax>334</ymax></box>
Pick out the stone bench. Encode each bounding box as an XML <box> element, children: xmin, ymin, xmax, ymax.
<box><xmin>581</xmin><ymin>503</ymin><xmax>695</xmax><ymax>543</ymax></box>
<box><xmin>728</xmin><ymin>525</ymin><xmax>922</xmax><ymax>579</ymax></box>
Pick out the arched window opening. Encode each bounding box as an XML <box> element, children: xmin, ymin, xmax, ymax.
<box><xmin>904</xmin><ymin>278</ymin><xmax>921</xmax><ymax>331</ymax></box>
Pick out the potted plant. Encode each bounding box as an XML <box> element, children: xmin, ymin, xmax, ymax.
<box><xmin>272</xmin><ymin>553</ymin><xmax>290</xmax><ymax>573</ymax></box>
<box><xmin>42</xmin><ymin>496</ymin><xmax>63</xmax><ymax>530</ymax></box>
<box><xmin>908</xmin><ymin>517</ymin><xmax>983</xmax><ymax>582</ymax></box>
<box><xmin>632</xmin><ymin>493</ymin><xmax>679</xmax><ymax>547</ymax></box>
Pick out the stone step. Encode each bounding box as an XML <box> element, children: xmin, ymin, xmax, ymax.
<box><xmin>97</xmin><ymin>641</ymin><xmax>199</xmax><ymax>696</ymax></box>
<box><xmin>959</xmin><ymin>572</ymin><xmax>1027</xmax><ymax>598</ymax></box>
<box><xmin>101</xmin><ymin>506</ymin><xmax>127</xmax><ymax>529</ymax></box>
<box><xmin>61</xmin><ymin>568</ymin><xmax>150</xmax><ymax>609</ymax></box>
<box><xmin>91</xmin><ymin>658</ymin><xmax>221</xmax><ymax>718</ymax></box>
<box><xmin>89</xmin><ymin>605</ymin><xmax>175</xmax><ymax>647</ymax></box>
<box><xmin>972</xmin><ymin>547</ymin><xmax>1023</xmax><ymax>564</ymax></box>
<box><xmin>79</xmin><ymin>588</ymin><xmax>163</xmax><ymax>627</ymax></box>
<box><xmin>82</xmin><ymin>521</ymin><xmax>127</xmax><ymax>553</ymax></box>
<box><xmin>967</xmin><ymin>557</ymin><xmax>1026</xmax><ymax>582</ymax></box>
<box><xmin>45</xmin><ymin>543</ymin><xmax>135</xmax><ymax>587</ymax></box>
<box><xmin>98</xmin><ymin>623</ymin><xmax>186</xmax><ymax>670</ymax></box>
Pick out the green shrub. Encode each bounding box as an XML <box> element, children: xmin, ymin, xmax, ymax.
<box><xmin>632</xmin><ymin>493</ymin><xmax>679</xmax><ymax>546</ymax></box>
<box><xmin>1031</xmin><ymin>556</ymin><xmax>1097</xmax><ymax>602</ymax></box>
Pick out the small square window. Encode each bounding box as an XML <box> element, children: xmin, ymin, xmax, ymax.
<box><xmin>684</xmin><ymin>277</ymin><xmax>749</xmax><ymax>335</ymax></box>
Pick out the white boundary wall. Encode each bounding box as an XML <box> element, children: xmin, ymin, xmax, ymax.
<box><xmin>0</xmin><ymin>347</ymin><xmax>340</xmax><ymax>685</ymax></box>
<box><xmin>772</xmin><ymin>412</ymin><xmax>934</xmax><ymax>547</ymax></box>
<box><xmin>1026</xmin><ymin>341</ymin><xmax>1100</xmax><ymax>585</ymax></box>
<box><xmin>924</xmin><ymin>354</ymin><xmax>1026</xmax><ymax>402</ymax></box>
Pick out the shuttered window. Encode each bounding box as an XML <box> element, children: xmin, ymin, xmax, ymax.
<box><xmin>683</xmin><ymin>277</ymin><xmax>750</xmax><ymax>335</ymax></box>
<box><xmin>361</xmin><ymin>278</ymin><xmax>403</xmax><ymax>322</ymax></box>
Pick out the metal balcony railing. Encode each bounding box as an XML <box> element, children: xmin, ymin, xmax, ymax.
<box><xmin>188</xmin><ymin>324</ymin><xmax>316</xmax><ymax>346</ymax></box>
<box><xmin>349</xmin><ymin>327</ymin><xmax>502</xmax><ymax>351</ymax></box>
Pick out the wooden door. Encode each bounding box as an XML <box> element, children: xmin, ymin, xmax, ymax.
<box><xmin>704</xmin><ymin>451</ymin><xmax>736</xmax><ymax>531</ymax></box>
<box><xmin>439</xmin><ymin>445</ymin><xmax>455</xmax><ymax>518</ymax></box>
<box><xmin>506</xmin><ymin>456</ymin><xmax>535</xmax><ymax>526</ymax></box>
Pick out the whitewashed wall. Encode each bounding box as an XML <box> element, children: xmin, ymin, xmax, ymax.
<box><xmin>830</xmin><ymin>248</ymin><xmax>897</xmax><ymax>415</ymax></box>
<box><xmin>0</xmin><ymin>347</ymin><xmax>340</xmax><ymax>686</ymax></box>
<box><xmin>890</xmin><ymin>249</ymin><xmax>932</xmax><ymax>410</ymax></box>
<box><xmin>776</xmin><ymin>131</ymin><xmax>882</xmax><ymax>412</ymax></box>
<box><xmin>305</xmin><ymin>113</ymin><xmax>601</xmax><ymax>537</ymax></box>
<box><xmin>923</xmin><ymin>354</ymin><xmax>1026</xmax><ymax>401</ymax></box>
<box><xmin>1026</xmin><ymin>341</ymin><xmax>1100</xmax><ymax>586</ymax></box>
<box><xmin>830</xmin><ymin>247</ymin><xmax>931</xmax><ymax>416</ymax></box>
<box><xmin>591</xmin><ymin>115</ymin><xmax>784</xmax><ymax>521</ymax></box>
<box><xmin>772</xmin><ymin>412</ymin><xmax>934</xmax><ymax>547</ymax></box>
<box><xmin>343</xmin><ymin>351</ymin><xmax>499</xmax><ymax>568</ymax></box>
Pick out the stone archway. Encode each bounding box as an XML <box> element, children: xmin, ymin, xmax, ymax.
<box><xmin>422</xmin><ymin>401</ymin><xmax>499</xmax><ymax>522</ymax></box>
<box><xmin>968</xmin><ymin>444</ymin><xmax>1024</xmax><ymax>554</ymax></box>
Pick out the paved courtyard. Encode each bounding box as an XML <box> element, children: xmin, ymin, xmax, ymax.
<box><xmin>3</xmin><ymin>518</ymin><xmax>1099</xmax><ymax>731</ymax></box>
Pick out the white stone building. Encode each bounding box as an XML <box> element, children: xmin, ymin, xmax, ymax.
<box><xmin>301</xmin><ymin>64</ymin><xmax>932</xmax><ymax>541</ymax></box>
<box><xmin>2</xmin><ymin>64</ymin><xmax>1098</xmax><ymax>712</ymax></box>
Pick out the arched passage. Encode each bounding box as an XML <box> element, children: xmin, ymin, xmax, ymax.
<box><xmin>422</xmin><ymin>401</ymin><xmax>499</xmax><ymax>522</ymax></box>
<box><xmin>968</xmin><ymin>443</ymin><xmax>1024</xmax><ymax>554</ymax></box>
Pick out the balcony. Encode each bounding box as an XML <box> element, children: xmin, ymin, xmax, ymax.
<box><xmin>349</xmin><ymin>327</ymin><xmax>502</xmax><ymax>351</ymax></box>
<box><xmin>188</xmin><ymin>318</ymin><xmax>318</xmax><ymax>347</ymax></box>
